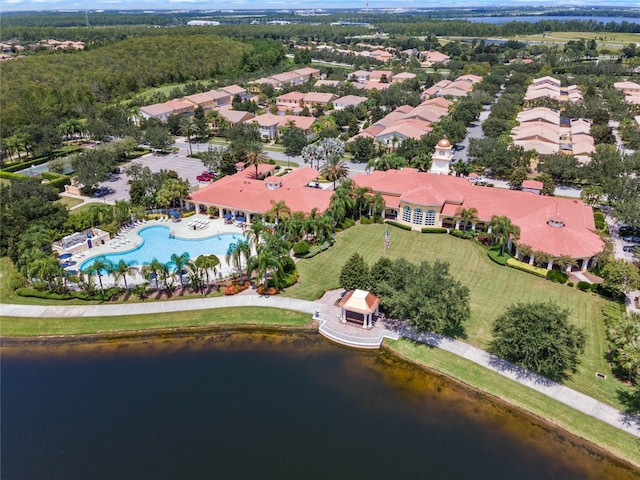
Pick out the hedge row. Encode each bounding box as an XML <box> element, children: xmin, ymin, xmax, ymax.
<box><xmin>421</xmin><ymin>227</ymin><xmax>447</xmax><ymax>234</ymax></box>
<box><xmin>297</xmin><ymin>240</ymin><xmax>334</xmax><ymax>259</ymax></box>
<box><xmin>0</xmin><ymin>171</ymin><xmax>25</xmax><ymax>180</ymax></box>
<box><xmin>506</xmin><ymin>258</ymin><xmax>548</xmax><ymax>278</ymax></box>
<box><xmin>385</xmin><ymin>220</ymin><xmax>412</xmax><ymax>231</ymax></box>
<box><xmin>15</xmin><ymin>287</ymin><xmax>121</xmax><ymax>301</ymax></box>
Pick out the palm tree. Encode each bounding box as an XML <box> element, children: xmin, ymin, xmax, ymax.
<box><xmin>517</xmin><ymin>244</ymin><xmax>533</xmax><ymax>262</ymax></box>
<box><xmin>244</xmin><ymin>218</ymin><xmax>265</xmax><ymax>245</ymax></box>
<box><xmin>170</xmin><ymin>252</ymin><xmax>190</xmax><ymax>288</ymax></box>
<box><xmin>313</xmin><ymin>214</ymin><xmax>335</xmax><ymax>243</ymax></box>
<box><xmin>267</xmin><ymin>200</ymin><xmax>291</xmax><ymax>225</ymax></box>
<box><xmin>180</xmin><ymin>116</ymin><xmax>195</xmax><ymax>156</ymax></box>
<box><xmin>194</xmin><ymin>254</ymin><xmax>220</xmax><ymax>287</ymax></box>
<box><xmin>321</xmin><ymin>154</ymin><xmax>349</xmax><ymax>190</ymax></box>
<box><xmin>354</xmin><ymin>186</ymin><xmax>372</xmax><ymax>219</ymax></box>
<box><xmin>247</xmin><ymin>247</ymin><xmax>283</xmax><ymax>289</ymax></box>
<box><xmin>453</xmin><ymin>161</ymin><xmax>472</xmax><ymax>177</ymax></box>
<box><xmin>142</xmin><ymin>258</ymin><xmax>165</xmax><ymax>290</ymax></box>
<box><xmin>86</xmin><ymin>257</ymin><xmax>114</xmax><ymax>295</ymax></box>
<box><xmin>490</xmin><ymin>215</ymin><xmax>520</xmax><ymax>256</ymax></box>
<box><xmin>225</xmin><ymin>240</ymin><xmax>251</xmax><ymax>282</ymax></box>
<box><xmin>112</xmin><ymin>259</ymin><xmax>138</xmax><ymax>290</ymax></box>
<box><xmin>245</xmin><ymin>143</ymin><xmax>269</xmax><ymax>178</ymax></box>
<box><xmin>31</xmin><ymin>255</ymin><xmax>64</xmax><ymax>291</ymax></box>
<box><xmin>454</xmin><ymin>207</ymin><xmax>479</xmax><ymax>232</ymax></box>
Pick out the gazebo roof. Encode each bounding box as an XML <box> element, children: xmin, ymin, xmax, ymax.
<box><xmin>339</xmin><ymin>289</ymin><xmax>380</xmax><ymax>314</ymax></box>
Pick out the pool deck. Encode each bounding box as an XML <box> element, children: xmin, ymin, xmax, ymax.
<box><xmin>74</xmin><ymin>216</ymin><xmax>244</xmax><ymax>283</ymax></box>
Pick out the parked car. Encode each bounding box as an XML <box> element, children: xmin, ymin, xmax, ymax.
<box><xmin>92</xmin><ymin>187</ymin><xmax>114</xmax><ymax>198</ymax></box>
<box><xmin>623</xmin><ymin>245</ymin><xmax>637</xmax><ymax>252</ymax></box>
<box><xmin>196</xmin><ymin>172</ymin><xmax>213</xmax><ymax>182</ymax></box>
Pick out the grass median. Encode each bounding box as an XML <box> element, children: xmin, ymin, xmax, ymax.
<box><xmin>0</xmin><ymin>307</ymin><xmax>311</xmax><ymax>336</ymax></box>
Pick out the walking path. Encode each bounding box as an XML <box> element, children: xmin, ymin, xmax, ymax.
<box><xmin>1</xmin><ymin>293</ymin><xmax>639</xmax><ymax>438</ymax></box>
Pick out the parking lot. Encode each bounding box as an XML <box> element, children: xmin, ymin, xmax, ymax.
<box><xmin>608</xmin><ymin>217</ymin><xmax>639</xmax><ymax>262</ymax></box>
<box><xmin>94</xmin><ymin>143</ymin><xmax>213</xmax><ymax>203</ymax></box>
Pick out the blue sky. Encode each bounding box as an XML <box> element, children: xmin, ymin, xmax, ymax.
<box><xmin>2</xmin><ymin>1</ymin><xmax>640</xmax><ymax>13</ymax></box>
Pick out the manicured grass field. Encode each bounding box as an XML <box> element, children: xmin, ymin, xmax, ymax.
<box><xmin>387</xmin><ymin>339</ymin><xmax>640</xmax><ymax>467</ymax></box>
<box><xmin>285</xmin><ymin>223</ymin><xmax>633</xmax><ymax>409</ymax></box>
<box><xmin>0</xmin><ymin>307</ymin><xmax>311</xmax><ymax>336</ymax></box>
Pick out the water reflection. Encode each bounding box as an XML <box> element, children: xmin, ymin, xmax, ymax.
<box><xmin>1</xmin><ymin>330</ymin><xmax>637</xmax><ymax>479</ymax></box>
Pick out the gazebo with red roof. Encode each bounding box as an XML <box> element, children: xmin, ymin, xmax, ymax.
<box><xmin>338</xmin><ymin>289</ymin><xmax>380</xmax><ymax>329</ymax></box>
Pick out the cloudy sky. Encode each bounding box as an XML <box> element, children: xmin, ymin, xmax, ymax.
<box><xmin>2</xmin><ymin>0</ymin><xmax>639</xmax><ymax>13</ymax></box>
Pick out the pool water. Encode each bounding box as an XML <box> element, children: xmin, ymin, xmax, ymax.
<box><xmin>80</xmin><ymin>226</ymin><xmax>244</xmax><ymax>270</ymax></box>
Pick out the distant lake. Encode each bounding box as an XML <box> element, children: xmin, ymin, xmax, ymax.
<box><xmin>1</xmin><ymin>330</ymin><xmax>637</xmax><ymax>479</ymax></box>
<box><xmin>465</xmin><ymin>16</ymin><xmax>640</xmax><ymax>25</ymax></box>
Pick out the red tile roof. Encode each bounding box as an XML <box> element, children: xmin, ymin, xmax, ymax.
<box><xmin>353</xmin><ymin>169</ymin><xmax>603</xmax><ymax>258</ymax></box>
<box><xmin>187</xmin><ymin>166</ymin><xmax>332</xmax><ymax>215</ymax></box>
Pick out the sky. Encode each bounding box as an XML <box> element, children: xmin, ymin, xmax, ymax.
<box><xmin>1</xmin><ymin>1</ymin><xmax>640</xmax><ymax>13</ymax></box>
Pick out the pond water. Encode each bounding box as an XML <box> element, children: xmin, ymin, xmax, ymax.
<box><xmin>1</xmin><ymin>331</ymin><xmax>637</xmax><ymax>479</ymax></box>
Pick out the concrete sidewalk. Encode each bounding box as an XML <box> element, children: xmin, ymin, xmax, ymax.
<box><xmin>2</xmin><ymin>296</ymin><xmax>639</xmax><ymax>439</ymax></box>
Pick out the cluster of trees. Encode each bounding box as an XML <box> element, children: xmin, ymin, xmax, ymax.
<box><xmin>339</xmin><ymin>253</ymin><xmax>471</xmax><ymax>336</ymax></box>
<box><xmin>124</xmin><ymin>165</ymin><xmax>190</xmax><ymax>212</ymax></box>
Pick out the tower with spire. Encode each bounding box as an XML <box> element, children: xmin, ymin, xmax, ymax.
<box><xmin>429</xmin><ymin>137</ymin><xmax>454</xmax><ymax>175</ymax></box>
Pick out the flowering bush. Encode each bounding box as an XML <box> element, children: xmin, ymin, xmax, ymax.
<box><xmin>257</xmin><ymin>284</ymin><xmax>278</xmax><ymax>296</ymax></box>
<box><xmin>223</xmin><ymin>283</ymin><xmax>249</xmax><ymax>295</ymax></box>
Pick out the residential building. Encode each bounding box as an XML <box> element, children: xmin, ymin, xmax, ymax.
<box><xmin>392</xmin><ymin>72</ymin><xmax>417</xmax><ymax>83</ymax></box>
<box><xmin>276</xmin><ymin>92</ymin><xmax>306</xmax><ymax>113</ymax></box>
<box><xmin>247</xmin><ymin>114</ymin><xmax>317</xmax><ymax>141</ymax></box>
<box><xmin>220</xmin><ymin>84</ymin><xmax>250</xmax><ymax>100</ymax></box>
<box><xmin>302</xmin><ymin>92</ymin><xmax>338</xmax><ymax>109</ymax></box>
<box><xmin>140</xmin><ymin>103</ymin><xmax>174</xmax><ymax>122</ymax></box>
<box><xmin>334</xmin><ymin>95</ymin><xmax>368</xmax><ymax>110</ymax></box>
<box><xmin>369</xmin><ymin>70</ymin><xmax>393</xmax><ymax>83</ymax></box>
<box><xmin>350</xmin><ymin>70</ymin><xmax>371</xmax><ymax>83</ymax></box>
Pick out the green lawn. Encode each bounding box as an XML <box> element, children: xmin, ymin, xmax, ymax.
<box><xmin>387</xmin><ymin>339</ymin><xmax>640</xmax><ymax>467</ymax></box>
<box><xmin>0</xmin><ymin>307</ymin><xmax>311</xmax><ymax>336</ymax></box>
<box><xmin>285</xmin><ymin>223</ymin><xmax>633</xmax><ymax>410</ymax></box>
<box><xmin>56</xmin><ymin>196</ymin><xmax>84</xmax><ymax>209</ymax></box>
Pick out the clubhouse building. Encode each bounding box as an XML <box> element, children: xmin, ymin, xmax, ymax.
<box><xmin>187</xmin><ymin>164</ymin><xmax>603</xmax><ymax>272</ymax></box>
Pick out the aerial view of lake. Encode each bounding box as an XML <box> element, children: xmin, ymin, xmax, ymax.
<box><xmin>465</xmin><ymin>16</ymin><xmax>640</xmax><ymax>25</ymax></box>
<box><xmin>1</xmin><ymin>331</ymin><xmax>637</xmax><ymax>479</ymax></box>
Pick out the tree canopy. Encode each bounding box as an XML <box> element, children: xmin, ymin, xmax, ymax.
<box><xmin>489</xmin><ymin>302</ymin><xmax>586</xmax><ymax>382</ymax></box>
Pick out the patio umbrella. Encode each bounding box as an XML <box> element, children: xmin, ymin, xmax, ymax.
<box><xmin>58</xmin><ymin>253</ymin><xmax>73</xmax><ymax>260</ymax></box>
<box><xmin>66</xmin><ymin>270</ymin><xmax>78</xmax><ymax>276</ymax></box>
<box><xmin>236</xmin><ymin>216</ymin><xmax>246</xmax><ymax>223</ymax></box>
<box><xmin>224</xmin><ymin>213</ymin><xmax>233</xmax><ymax>220</ymax></box>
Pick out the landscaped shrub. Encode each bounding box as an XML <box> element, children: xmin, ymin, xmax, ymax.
<box><xmin>257</xmin><ymin>284</ymin><xmax>279</xmax><ymax>295</ymax></box>
<box><xmin>385</xmin><ymin>220</ymin><xmax>412</xmax><ymax>231</ymax></box>
<box><xmin>594</xmin><ymin>219</ymin><xmax>606</xmax><ymax>230</ymax></box>
<box><xmin>487</xmin><ymin>249</ymin><xmax>509</xmax><ymax>266</ymax></box>
<box><xmin>8</xmin><ymin>273</ymin><xmax>27</xmax><ymax>290</ymax></box>
<box><xmin>475</xmin><ymin>233</ymin><xmax>494</xmax><ymax>245</ymax></box>
<box><xmin>337</xmin><ymin>218</ymin><xmax>355</xmax><ymax>229</ymax></box>
<box><xmin>546</xmin><ymin>269</ymin><xmax>568</xmax><ymax>284</ymax></box>
<box><xmin>15</xmin><ymin>288</ymin><xmax>92</xmax><ymax>301</ymax></box>
<box><xmin>0</xmin><ymin>171</ymin><xmax>24</xmax><ymax>181</ymax></box>
<box><xmin>506</xmin><ymin>258</ymin><xmax>548</xmax><ymax>278</ymax></box>
<box><xmin>421</xmin><ymin>227</ymin><xmax>447</xmax><ymax>234</ymax></box>
<box><xmin>567</xmin><ymin>282</ymin><xmax>574</xmax><ymax>287</ymax></box>
<box><xmin>223</xmin><ymin>282</ymin><xmax>249</xmax><ymax>295</ymax></box>
<box><xmin>293</xmin><ymin>240</ymin><xmax>310</xmax><ymax>257</ymax></box>
<box><xmin>577</xmin><ymin>281</ymin><xmax>592</xmax><ymax>292</ymax></box>
<box><xmin>182</xmin><ymin>210</ymin><xmax>196</xmax><ymax>218</ymax></box>
<box><xmin>593</xmin><ymin>211</ymin><xmax>605</xmax><ymax>223</ymax></box>
<box><xmin>450</xmin><ymin>229</ymin><xmax>474</xmax><ymax>239</ymax></box>
<box><xmin>360</xmin><ymin>216</ymin><xmax>373</xmax><ymax>224</ymax></box>
<box><xmin>297</xmin><ymin>239</ymin><xmax>334</xmax><ymax>259</ymax></box>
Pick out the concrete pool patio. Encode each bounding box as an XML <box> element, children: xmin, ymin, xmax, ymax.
<box><xmin>75</xmin><ymin>215</ymin><xmax>245</xmax><ymax>285</ymax></box>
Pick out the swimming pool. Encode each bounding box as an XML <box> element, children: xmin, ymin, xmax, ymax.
<box><xmin>80</xmin><ymin>226</ymin><xmax>245</xmax><ymax>271</ymax></box>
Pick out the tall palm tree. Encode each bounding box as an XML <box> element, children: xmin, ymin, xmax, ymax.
<box><xmin>87</xmin><ymin>257</ymin><xmax>114</xmax><ymax>295</ymax></box>
<box><xmin>245</xmin><ymin>143</ymin><xmax>269</xmax><ymax>178</ymax></box>
<box><xmin>180</xmin><ymin>116</ymin><xmax>195</xmax><ymax>156</ymax></box>
<box><xmin>112</xmin><ymin>259</ymin><xmax>138</xmax><ymax>290</ymax></box>
<box><xmin>31</xmin><ymin>255</ymin><xmax>64</xmax><ymax>291</ymax></box>
<box><xmin>321</xmin><ymin>155</ymin><xmax>350</xmax><ymax>190</ymax></box>
<box><xmin>490</xmin><ymin>215</ymin><xmax>521</xmax><ymax>256</ymax></box>
<box><xmin>267</xmin><ymin>200</ymin><xmax>291</xmax><ymax>225</ymax></box>
<box><xmin>142</xmin><ymin>258</ymin><xmax>165</xmax><ymax>290</ymax></box>
<box><xmin>225</xmin><ymin>240</ymin><xmax>251</xmax><ymax>282</ymax></box>
<box><xmin>194</xmin><ymin>254</ymin><xmax>220</xmax><ymax>287</ymax></box>
<box><xmin>454</xmin><ymin>207</ymin><xmax>479</xmax><ymax>232</ymax></box>
<box><xmin>247</xmin><ymin>247</ymin><xmax>283</xmax><ymax>288</ymax></box>
<box><xmin>170</xmin><ymin>252</ymin><xmax>190</xmax><ymax>288</ymax></box>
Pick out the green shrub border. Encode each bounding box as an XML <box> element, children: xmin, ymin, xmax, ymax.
<box><xmin>487</xmin><ymin>249</ymin><xmax>509</xmax><ymax>266</ymax></box>
<box><xmin>506</xmin><ymin>258</ymin><xmax>548</xmax><ymax>278</ymax></box>
<box><xmin>421</xmin><ymin>227</ymin><xmax>447</xmax><ymax>234</ymax></box>
<box><xmin>385</xmin><ymin>220</ymin><xmax>412</xmax><ymax>231</ymax></box>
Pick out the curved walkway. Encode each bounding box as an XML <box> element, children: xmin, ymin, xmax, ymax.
<box><xmin>1</xmin><ymin>296</ymin><xmax>639</xmax><ymax>439</ymax></box>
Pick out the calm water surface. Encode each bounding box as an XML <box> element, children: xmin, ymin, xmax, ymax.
<box><xmin>1</xmin><ymin>331</ymin><xmax>637</xmax><ymax>479</ymax></box>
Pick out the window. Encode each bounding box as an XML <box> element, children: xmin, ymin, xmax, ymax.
<box><xmin>402</xmin><ymin>206</ymin><xmax>411</xmax><ymax>223</ymax></box>
<box><xmin>425</xmin><ymin>209</ymin><xmax>436</xmax><ymax>226</ymax></box>
<box><xmin>413</xmin><ymin>208</ymin><xmax>423</xmax><ymax>225</ymax></box>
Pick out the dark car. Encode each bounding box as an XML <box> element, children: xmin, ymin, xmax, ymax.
<box><xmin>623</xmin><ymin>245</ymin><xmax>638</xmax><ymax>252</ymax></box>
